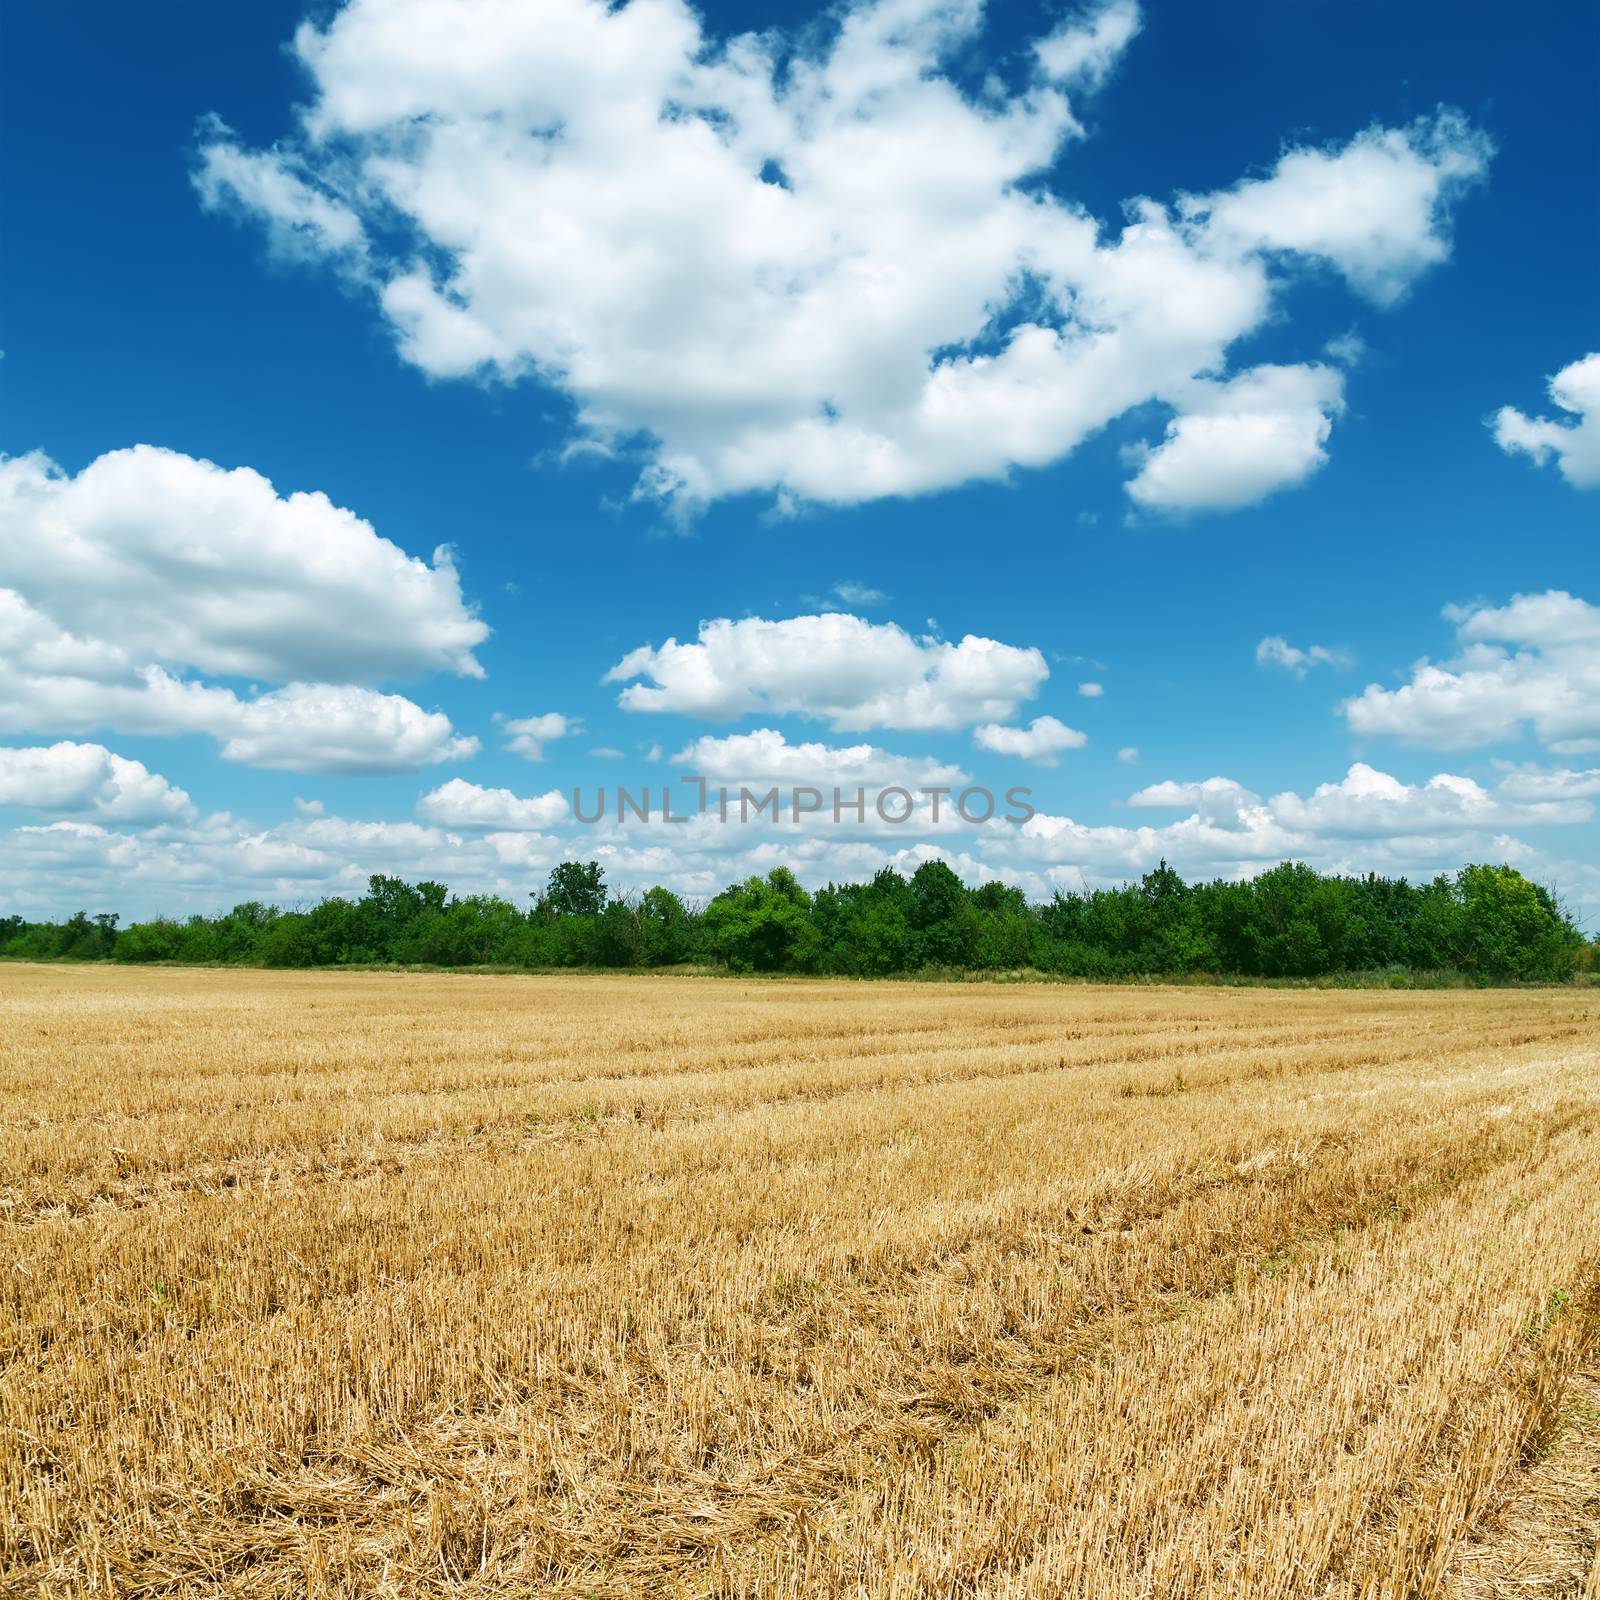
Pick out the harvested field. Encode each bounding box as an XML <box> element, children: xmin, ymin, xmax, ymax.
<box><xmin>3</xmin><ymin>962</ymin><xmax>1599</xmax><ymax>1598</ymax></box>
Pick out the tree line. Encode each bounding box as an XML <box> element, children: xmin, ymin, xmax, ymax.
<box><xmin>2</xmin><ymin>858</ymin><xmax>1593</xmax><ymax>982</ymax></box>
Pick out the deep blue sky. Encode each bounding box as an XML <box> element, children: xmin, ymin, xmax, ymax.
<box><xmin>1</xmin><ymin>0</ymin><xmax>1596</xmax><ymax>916</ymax></box>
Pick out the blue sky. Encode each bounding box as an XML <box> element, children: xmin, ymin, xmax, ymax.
<box><xmin>1</xmin><ymin>0</ymin><xmax>1596</xmax><ymax>922</ymax></box>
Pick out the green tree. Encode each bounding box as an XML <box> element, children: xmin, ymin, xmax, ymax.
<box><xmin>1456</xmin><ymin>864</ymin><xmax>1580</xmax><ymax>980</ymax></box>
<box><xmin>703</xmin><ymin>868</ymin><xmax>820</xmax><ymax>972</ymax></box>
<box><xmin>539</xmin><ymin>861</ymin><xmax>608</xmax><ymax>919</ymax></box>
<box><xmin>847</xmin><ymin>895</ymin><xmax>913</xmax><ymax>975</ymax></box>
<box><xmin>638</xmin><ymin>886</ymin><xmax>694</xmax><ymax>965</ymax></box>
<box><xmin>908</xmin><ymin>860</ymin><xmax>977</xmax><ymax>966</ymax></box>
<box><xmin>115</xmin><ymin>919</ymin><xmax>185</xmax><ymax>963</ymax></box>
<box><xmin>358</xmin><ymin>876</ymin><xmax>447</xmax><ymax>960</ymax></box>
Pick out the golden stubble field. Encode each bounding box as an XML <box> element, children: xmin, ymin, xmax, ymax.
<box><xmin>3</xmin><ymin>964</ymin><xmax>1598</xmax><ymax>1599</ymax></box>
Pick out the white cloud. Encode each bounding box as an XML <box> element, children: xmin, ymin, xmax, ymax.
<box><xmin>1022</xmin><ymin>758</ymin><xmax>1596</xmax><ymax>878</ymax></box>
<box><xmin>1181</xmin><ymin>111</ymin><xmax>1491</xmax><ymax>306</ymax></box>
<box><xmin>0</xmin><ymin>742</ymin><xmax>195</xmax><ymax>825</ymax></box>
<box><xmin>972</xmin><ymin>715</ymin><xmax>1087</xmax><ymax>765</ymax></box>
<box><xmin>197</xmin><ymin>1</ymin><xmax>1486</xmax><ymax>515</ymax></box>
<box><xmin>213</xmin><ymin>684</ymin><xmax>477</xmax><ymax>773</ymax></box>
<box><xmin>0</xmin><ymin>613</ymin><xmax>476</xmax><ymax>778</ymax></box>
<box><xmin>1126</xmin><ymin>363</ymin><xmax>1344</xmax><ymax>512</ymax></box>
<box><xmin>1035</xmin><ymin>0</ymin><xmax>1142</xmax><ymax>91</ymax></box>
<box><xmin>1490</xmin><ymin>763</ymin><xmax>1600</xmax><ymax>804</ymax></box>
<box><xmin>1256</xmin><ymin>635</ymin><xmax>1354</xmax><ymax>676</ymax></box>
<box><xmin>1117</xmin><ymin>745</ymin><xmax>1140</xmax><ymax>764</ymax></box>
<box><xmin>0</xmin><ymin>446</ymin><xmax>484</xmax><ymax>772</ymax></box>
<box><xmin>1077</xmin><ymin>680</ymin><xmax>1104</xmax><ymax>698</ymax></box>
<box><xmin>417</xmin><ymin>777</ymin><xmax>567</xmax><ymax>830</ymax></box>
<box><xmin>0</xmin><ymin>598</ymin><xmax>475</xmax><ymax>773</ymax></box>
<box><xmin>0</xmin><ymin>446</ymin><xmax>486</xmax><ymax>682</ymax></box>
<box><xmin>607</xmin><ymin>613</ymin><xmax>1048</xmax><ymax>729</ymax></box>
<box><xmin>1127</xmin><ymin>775</ymin><xmax>1259</xmax><ymax>826</ymax></box>
<box><xmin>1128</xmin><ymin>761</ymin><xmax>1593</xmax><ymax>840</ymax></box>
<box><xmin>1491</xmin><ymin>352</ymin><xmax>1600</xmax><ymax>489</ymax></box>
<box><xmin>193</xmin><ymin>121</ymin><xmax>368</xmax><ymax>264</ymax></box>
<box><xmin>1265</xmin><ymin>762</ymin><xmax>1590</xmax><ymax>837</ymax></box>
<box><xmin>1343</xmin><ymin>591</ymin><xmax>1600</xmax><ymax>754</ymax></box>
<box><xmin>501</xmin><ymin>711</ymin><xmax>578</xmax><ymax>761</ymax></box>
<box><xmin>831</xmin><ymin>580</ymin><xmax>888</xmax><ymax>606</ymax></box>
<box><xmin>673</xmin><ymin>727</ymin><xmax>968</xmax><ymax>791</ymax></box>
<box><xmin>1324</xmin><ymin>330</ymin><xmax>1367</xmax><ymax>367</ymax></box>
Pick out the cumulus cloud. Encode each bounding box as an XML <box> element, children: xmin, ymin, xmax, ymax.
<box><xmin>212</xmin><ymin>684</ymin><xmax>477</xmax><ymax>773</ymax></box>
<box><xmin>0</xmin><ymin>446</ymin><xmax>486</xmax><ymax>682</ymax></box>
<box><xmin>0</xmin><ymin>630</ymin><xmax>474</xmax><ymax>773</ymax></box>
<box><xmin>1490</xmin><ymin>763</ymin><xmax>1600</xmax><ymax>804</ymax></box>
<box><xmin>0</xmin><ymin>446</ymin><xmax>483</xmax><ymax>771</ymax></box>
<box><xmin>501</xmin><ymin>712</ymin><xmax>578</xmax><ymax>761</ymax></box>
<box><xmin>972</xmin><ymin>715</ymin><xmax>1087</xmax><ymax>765</ymax></box>
<box><xmin>1343</xmin><ymin>591</ymin><xmax>1600</xmax><ymax>754</ymax></box>
<box><xmin>1264</xmin><ymin>762</ymin><xmax>1591</xmax><ymax>837</ymax></box>
<box><xmin>1491</xmin><ymin>352</ymin><xmax>1600</xmax><ymax>489</ymax></box>
<box><xmin>1117</xmin><ymin>745</ymin><xmax>1140</xmax><ymax>764</ymax></box>
<box><xmin>607</xmin><ymin>613</ymin><xmax>1048</xmax><ymax>729</ymax></box>
<box><xmin>1121</xmin><ymin>761</ymin><xmax>1593</xmax><ymax>850</ymax></box>
<box><xmin>1256</xmin><ymin>635</ymin><xmax>1354</xmax><ymax>676</ymax></box>
<box><xmin>1126</xmin><ymin>363</ymin><xmax>1345</xmax><ymax>512</ymax></box>
<box><xmin>1077</xmin><ymin>681</ymin><xmax>1104</xmax><ymax>697</ymax></box>
<box><xmin>196</xmin><ymin>0</ymin><xmax>1487</xmax><ymax>515</ymax></box>
<box><xmin>1127</xmin><ymin>775</ymin><xmax>1259</xmax><ymax>826</ymax></box>
<box><xmin>0</xmin><ymin>742</ymin><xmax>195</xmax><ymax>824</ymax></box>
<box><xmin>673</xmin><ymin>727</ymin><xmax>968</xmax><ymax>791</ymax></box>
<box><xmin>417</xmin><ymin>777</ymin><xmax>568</xmax><ymax>830</ymax></box>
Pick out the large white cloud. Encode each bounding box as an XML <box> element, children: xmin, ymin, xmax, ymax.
<box><xmin>606</xmin><ymin>613</ymin><xmax>1048</xmax><ymax>729</ymax></box>
<box><xmin>0</xmin><ymin>447</ymin><xmax>484</xmax><ymax>772</ymax></box>
<box><xmin>1343</xmin><ymin>591</ymin><xmax>1600</xmax><ymax>754</ymax></box>
<box><xmin>0</xmin><ymin>742</ymin><xmax>195</xmax><ymax>825</ymax></box>
<box><xmin>0</xmin><ymin>446</ymin><xmax>486</xmax><ymax>682</ymax></box>
<box><xmin>1491</xmin><ymin>352</ymin><xmax>1600</xmax><ymax>489</ymax></box>
<box><xmin>196</xmin><ymin>0</ymin><xmax>1489</xmax><ymax>515</ymax></box>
